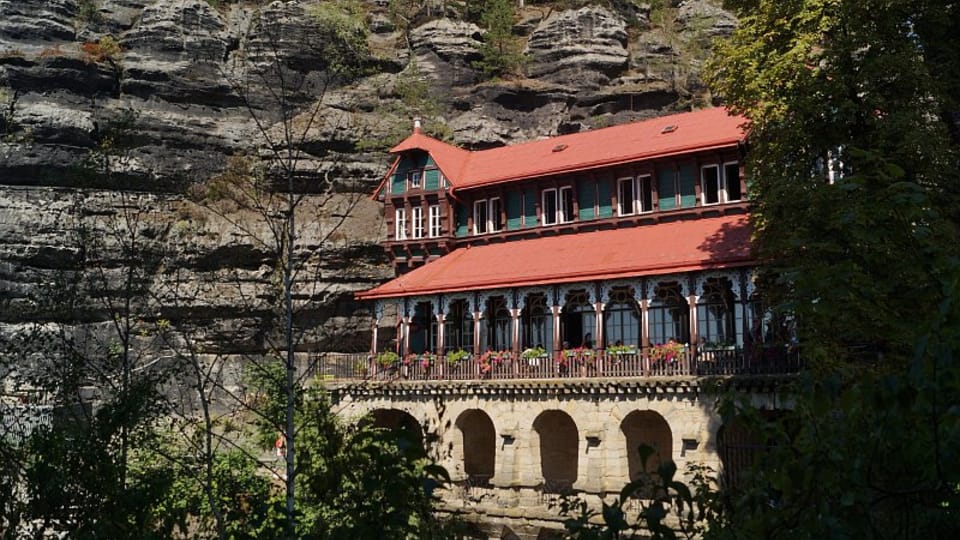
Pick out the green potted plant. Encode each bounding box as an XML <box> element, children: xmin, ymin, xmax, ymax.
<box><xmin>607</xmin><ymin>344</ymin><xmax>637</xmax><ymax>355</ymax></box>
<box><xmin>446</xmin><ymin>349</ymin><xmax>470</xmax><ymax>364</ymax></box>
<box><xmin>376</xmin><ymin>350</ymin><xmax>399</xmax><ymax>368</ymax></box>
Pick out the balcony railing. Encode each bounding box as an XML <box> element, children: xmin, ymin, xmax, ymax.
<box><xmin>311</xmin><ymin>347</ymin><xmax>802</xmax><ymax>383</ymax></box>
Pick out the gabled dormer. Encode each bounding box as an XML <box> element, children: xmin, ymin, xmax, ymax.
<box><xmin>375</xmin><ymin>121</ymin><xmax>469</xmax><ymax>273</ymax></box>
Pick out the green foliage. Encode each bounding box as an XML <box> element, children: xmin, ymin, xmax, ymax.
<box><xmin>76</xmin><ymin>0</ymin><xmax>100</xmax><ymax>24</ymax></box>
<box><xmin>376</xmin><ymin>350</ymin><xmax>400</xmax><ymax>367</ymax></box>
<box><xmin>558</xmin><ymin>445</ymin><xmax>719</xmax><ymax>539</ymax></box>
<box><xmin>294</xmin><ymin>389</ymin><xmax>461</xmax><ymax>538</ymax></box>
<box><xmin>308</xmin><ymin>0</ymin><xmax>371</xmax><ymax>77</ymax></box>
<box><xmin>707</xmin><ymin>0</ymin><xmax>960</xmax><ymax>365</ymax></box>
<box><xmin>446</xmin><ymin>349</ymin><xmax>470</xmax><ymax>364</ymax></box>
<box><xmin>696</xmin><ymin>0</ymin><xmax>960</xmax><ymax>537</ymax></box>
<box><xmin>474</xmin><ymin>0</ymin><xmax>527</xmax><ymax>79</ymax></box>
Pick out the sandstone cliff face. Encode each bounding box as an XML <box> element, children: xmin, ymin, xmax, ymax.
<box><xmin>0</xmin><ymin>0</ymin><xmax>734</xmax><ymax>355</ymax></box>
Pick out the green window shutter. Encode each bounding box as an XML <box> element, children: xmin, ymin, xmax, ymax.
<box><xmin>424</xmin><ymin>169</ymin><xmax>440</xmax><ymax>190</ymax></box>
<box><xmin>578</xmin><ymin>180</ymin><xmax>596</xmax><ymax>220</ymax></box>
<box><xmin>524</xmin><ymin>188</ymin><xmax>537</xmax><ymax>227</ymax></box>
<box><xmin>506</xmin><ymin>192</ymin><xmax>522</xmax><ymax>230</ymax></box>
<box><xmin>597</xmin><ymin>180</ymin><xmax>613</xmax><ymax>218</ymax></box>
<box><xmin>455</xmin><ymin>204</ymin><xmax>468</xmax><ymax>237</ymax></box>
<box><xmin>391</xmin><ymin>173</ymin><xmax>405</xmax><ymax>194</ymax></box>
<box><xmin>657</xmin><ymin>166</ymin><xmax>676</xmax><ymax>210</ymax></box>
<box><xmin>678</xmin><ymin>163</ymin><xmax>696</xmax><ymax>207</ymax></box>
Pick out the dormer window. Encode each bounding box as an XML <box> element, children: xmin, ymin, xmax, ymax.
<box><xmin>701</xmin><ymin>162</ymin><xmax>742</xmax><ymax>205</ymax></box>
<box><xmin>409</xmin><ymin>169</ymin><xmax>422</xmax><ymax>189</ymax></box>
<box><xmin>473</xmin><ymin>197</ymin><xmax>502</xmax><ymax>235</ymax></box>
<box><xmin>542</xmin><ymin>187</ymin><xmax>574</xmax><ymax>226</ymax></box>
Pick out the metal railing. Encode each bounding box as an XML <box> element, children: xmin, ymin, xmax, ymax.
<box><xmin>313</xmin><ymin>347</ymin><xmax>802</xmax><ymax>383</ymax></box>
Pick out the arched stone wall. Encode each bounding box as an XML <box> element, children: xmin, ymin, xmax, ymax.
<box><xmin>456</xmin><ymin>409</ymin><xmax>497</xmax><ymax>483</ymax></box>
<box><xmin>368</xmin><ymin>408</ymin><xmax>424</xmax><ymax>448</ymax></box>
<box><xmin>620</xmin><ymin>410</ymin><xmax>673</xmax><ymax>481</ymax></box>
<box><xmin>532</xmin><ymin>410</ymin><xmax>579</xmax><ymax>492</ymax></box>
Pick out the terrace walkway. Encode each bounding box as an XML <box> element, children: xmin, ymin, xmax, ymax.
<box><xmin>312</xmin><ymin>348</ymin><xmax>802</xmax><ymax>384</ymax></box>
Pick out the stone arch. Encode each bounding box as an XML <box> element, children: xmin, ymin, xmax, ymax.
<box><xmin>620</xmin><ymin>410</ymin><xmax>673</xmax><ymax>481</ymax></box>
<box><xmin>368</xmin><ymin>408</ymin><xmax>424</xmax><ymax>449</ymax></box>
<box><xmin>533</xmin><ymin>410</ymin><xmax>579</xmax><ymax>492</ymax></box>
<box><xmin>455</xmin><ymin>409</ymin><xmax>496</xmax><ymax>484</ymax></box>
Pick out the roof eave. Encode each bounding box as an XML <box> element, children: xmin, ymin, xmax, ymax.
<box><xmin>354</xmin><ymin>257</ymin><xmax>755</xmax><ymax>301</ymax></box>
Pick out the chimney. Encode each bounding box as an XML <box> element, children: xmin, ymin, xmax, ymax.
<box><xmin>413</xmin><ymin>117</ymin><xmax>422</xmax><ymax>133</ymax></box>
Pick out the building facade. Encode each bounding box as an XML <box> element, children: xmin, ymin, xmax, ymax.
<box><xmin>358</xmin><ymin>107</ymin><xmax>772</xmax><ymax>364</ymax></box>
<box><xmin>337</xmin><ymin>107</ymin><xmax>797</xmax><ymax>538</ymax></box>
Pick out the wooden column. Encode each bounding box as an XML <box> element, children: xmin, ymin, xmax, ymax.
<box><xmin>436</xmin><ymin>313</ymin><xmax>445</xmax><ymax>355</ymax></box>
<box><xmin>473</xmin><ymin>311</ymin><xmax>482</xmax><ymax>355</ymax></box>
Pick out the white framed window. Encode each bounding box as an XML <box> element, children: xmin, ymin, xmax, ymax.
<box><xmin>724</xmin><ymin>162</ymin><xmax>742</xmax><ymax>201</ymax></box>
<box><xmin>559</xmin><ymin>186</ymin><xmax>574</xmax><ymax>223</ymax></box>
<box><xmin>395</xmin><ymin>208</ymin><xmax>407</xmax><ymax>240</ymax></box>
<box><xmin>701</xmin><ymin>165</ymin><xmax>722</xmax><ymax>205</ymax></box>
<box><xmin>428</xmin><ymin>205</ymin><xmax>441</xmax><ymax>237</ymax></box>
<box><xmin>489</xmin><ymin>197</ymin><xmax>502</xmax><ymax>232</ymax></box>
<box><xmin>542</xmin><ymin>188</ymin><xmax>557</xmax><ymax>226</ymax></box>
<box><xmin>702</xmin><ymin>162</ymin><xmax>742</xmax><ymax>205</ymax></box>
<box><xmin>617</xmin><ymin>177</ymin><xmax>635</xmax><ymax>215</ymax></box>
<box><xmin>474</xmin><ymin>199</ymin><xmax>488</xmax><ymax>234</ymax></box>
<box><xmin>637</xmin><ymin>175</ymin><xmax>653</xmax><ymax>212</ymax></box>
<box><xmin>409</xmin><ymin>169</ymin><xmax>422</xmax><ymax>189</ymax></box>
<box><xmin>412</xmin><ymin>206</ymin><xmax>424</xmax><ymax>239</ymax></box>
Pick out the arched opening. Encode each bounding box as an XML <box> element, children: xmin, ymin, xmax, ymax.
<box><xmin>409</xmin><ymin>300</ymin><xmax>437</xmax><ymax>354</ymax></box>
<box><xmin>368</xmin><ymin>409</ymin><xmax>423</xmax><ymax>449</ymax></box>
<box><xmin>604</xmin><ymin>287</ymin><xmax>640</xmax><ymax>348</ymax></box>
<box><xmin>696</xmin><ymin>278</ymin><xmax>739</xmax><ymax>347</ymax></box>
<box><xmin>521</xmin><ymin>293</ymin><xmax>552</xmax><ymax>353</ymax></box>
<box><xmin>484</xmin><ymin>296</ymin><xmax>512</xmax><ymax>351</ymax></box>
<box><xmin>561</xmin><ymin>290</ymin><xmax>594</xmax><ymax>349</ymax></box>
<box><xmin>648</xmin><ymin>282</ymin><xmax>689</xmax><ymax>345</ymax></box>
<box><xmin>620</xmin><ymin>410</ymin><xmax>673</xmax><ymax>482</ymax></box>
<box><xmin>455</xmin><ymin>409</ymin><xmax>496</xmax><ymax>485</ymax></box>
<box><xmin>533</xmin><ymin>410</ymin><xmax>579</xmax><ymax>493</ymax></box>
<box><xmin>443</xmin><ymin>298</ymin><xmax>473</xmax><ymax>353</ymax></box>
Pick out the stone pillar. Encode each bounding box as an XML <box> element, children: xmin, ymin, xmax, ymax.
<box><xmin>370</xmin><ymin>317</ymin><xmax>380</xmax><ymax>355</ymax></box>
<box><xmin>576</xmin><ymin>430</ymin><xmax>604</xmax><ymax>493</ymax></box>
<box><xmin>491</xmin><ymin>426</ymin><xmax>519</xmax><ymax>488</ymax></box>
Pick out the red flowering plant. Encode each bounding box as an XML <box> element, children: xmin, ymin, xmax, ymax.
<box><xmin>478</xmin><ymin>350</ymin><xmax>512</xmax><ymax>374</ymax></box>
<box><xmin>404</xmin><ymin>352</ymin><xmax>437</xmax><ymax>370</ymax></box>
<box><xmin>419</xmin><ymin>351</ymin><xmax>436</xmax><ymax>369</ymax></box>
<box><xmin>650</xmin><ymin>340</ymin><xmax>685</xmax><ymax>364</ymax></box>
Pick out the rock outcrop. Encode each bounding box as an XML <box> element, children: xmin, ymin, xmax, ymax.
<box><xmin>0</xmin><ymin>0</ymin><xmax>734</xmax><ymax>355</ymax></box>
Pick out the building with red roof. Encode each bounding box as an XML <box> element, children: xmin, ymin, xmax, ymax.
<box><xmin>357</xmin><ymin>107</ymin><xmax>762</xmax><ymax>361</ymax></box>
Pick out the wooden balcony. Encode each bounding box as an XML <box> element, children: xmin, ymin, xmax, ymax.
<box><xmin>311</xmin><ymin>347</ymin><xmax>802</xmax><ymax>384</ymax></box>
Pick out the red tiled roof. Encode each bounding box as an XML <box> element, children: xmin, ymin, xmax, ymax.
<box><xmin>356</xmin><ymin>214</ymin><xmax>752</xmax><ymax>300</ymax></box>
<box><xmin>376</xmin><ymin>107</ymin><xmax>746</xmax><ymax>197</ymax></box>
